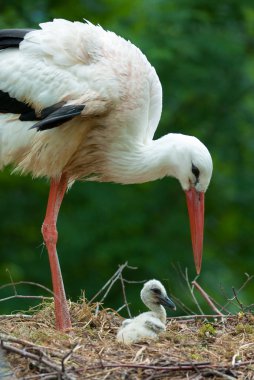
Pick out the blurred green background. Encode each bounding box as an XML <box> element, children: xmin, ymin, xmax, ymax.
<box><xmin>1</xmin><ymin>0</ymin><xmax>254</xmax><ymax>317</ymax></box>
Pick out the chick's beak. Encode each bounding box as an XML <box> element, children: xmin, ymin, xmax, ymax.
<box><xmin>158</xmin><ymin>295</ymin><xmax>176</xmax><ymax>310</ymax></box>
<box><xmin>185</xmin><ymin>187</ymin><xmax>205</xmax><ymax>274</ymax></box>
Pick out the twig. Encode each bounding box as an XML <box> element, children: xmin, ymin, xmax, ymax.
<box><xmin>89</xmin><ymin>262</ymin><xmax>137</xmax><ymax>317</ymax></box>
<box><xmin>232</xmin><ymin>287</ymin><xmax>244</xmax><ymax>311</ymax></box>
<box><xmin>122</xmin><ymin>278</ymin><xmax>144</xmax><ymax>284</ymax></box>
<box><xmin>208</xmin><ymin>294</ymin><xmax>230</xmax><ymax>315</ymax></box>
<box><xmin>170</xmin><ymin>294</ymin><xmax>194</xmax><ymax>315</ymax></box>
<box><xmin>192</xmin><ymin>281</ymin><xmax>224</xmax><ymax>316</ymax></box>
<box><xmin>201</xmin><ymin>369</ymin><xmax>236</xmax><ymax>380</ymax></box>
<box><xmin>0</xmin><ymin>314</ymin><xmax>33</xmax><ymax>319</ymax></box>
<box><xmin>231</xmin><ymin>351</ymin><xmax>240</xmax><ymax>367</ymax></box>
<box><xmin>0</xmin><ymin>334</ymin><xmax>49</xmax><ymax>351</ymax></box>
<box><xmin>216</xmin><ymin>284</ymin><xmax>233</xmax><ymax>314</ymax></box>
<box><xmin>185</xmin><ymin>269</ymin><xmax>204</xmax><ymax>314</ymax></box>
<box><xmin>89</xmin><ymin>262</ymin><xmax>130</xmax><ymax>304</ymax></box>
<box><xmin>6</xmin><ymin>269</ymin><xmax>17</xmax><ymax>296</ymax></box>
<box><xmin>85</xmin><ymin>359</ymin><xmax>254</xmax><ymax>375</ymax></box>
<box><xmin>61</xmin><ymin>343</ymin><xmax>79</xmax><ymax>373</ymax></box>
<box><xmin>97</xmin><ymin>275</ymin><xmax>119</xmax><ymax>304</ymax></box>
<box><xmin>0</xmin><ymin>281</ymin><xmax>54</xmax><ymax>304</ymax></box>
<box><xmin>0</xmin><ymin>339</ymin><xmax>76</xmax><ymax>380</ymax></box>
<box><xmin>170</xmin><ymin>314</ymin><xmax>232</xmax><ymax>321</ymax></box>
<box><xmin>115</xmin><ymin>304</ymin><xmax>128</xmax><ymax>313</ymax></box>
<box><xmin>0</xmin><ymin>281</ymin><xmax>54</xmax><ymax>295</ymax></box>
<box><xmin>173</xmin><ymin>264</ymin><xmax>228</xmax><ymax>315</ymax></box>
<box><xmin>1</xmin><ymin>341</ymin><xmax>60</xmax><ymax>372</ymax></box>
<box><xmin>87</xmin><ymin>361</ymin><xmax>212</xmax><ymax>372</ymax></box>
<box><xmin>119</xmin><ymin>269</ymin><xmax>132</xmax><ymax>318</ymax></box>
<box><xmin>237</xmin><ymin>273</ymin><xmax>254</xmax><ymax>293</ymax></box>
<box><xmin>22</xmin><ymin>373</ymin><xmax>59</xmax><ymax>379</ymax></box>
<box><xmin>171</xmin><ymin>264</ymin><xmax>196</xmax><ymax>312</ymax></box>
<box><xmin>223</xmin><ymin>273</ymin><xmax>254</xmax><ymax>310</ymax></box>
<box><xmin>0</xmin><ymin>294</ymin><xmax>52</xmax><ymax>303</ymax></box>
<box><xmin>244</xmin><ymin>303</ymin><xmax>254</xmax><ymax>311</ymax></box>
<box><xmin>0</xmin><ymin>334</ymin><xmax>76</xmax><ymax>360</ymax></box>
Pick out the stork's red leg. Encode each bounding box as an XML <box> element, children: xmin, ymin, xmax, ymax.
<box><xmin>41</xmin><ymin>173</ymin><xmax>72</xmax><ymax>330</ymax></box>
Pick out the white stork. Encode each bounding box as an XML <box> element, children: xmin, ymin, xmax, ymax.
<box><xmin>0</xmin><ymin>19</ymin><xmax>213</xmax><ymax>331</ymax></box>
<box><xmin>116</xmin><ymin>279</ymin><xmax>176</xmax><ymax>344</ymax></box>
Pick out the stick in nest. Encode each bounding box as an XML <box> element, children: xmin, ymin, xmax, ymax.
<box><xmin>0</xmin><ymin>280</ymin><xmax>54</xmax><ymax>303</ymax></box>
<box><xmin>88</xmin><ymin>261</ymin><xmax>137</xmax><ymax>317</ymax></box>
<box><xmin>191</xmin><ymin>281</ymin><xmax>224</xmax><ymax>316</ymax></box>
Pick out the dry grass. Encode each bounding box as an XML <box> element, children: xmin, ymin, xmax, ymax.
<box><xmin>1</xmin><ymin>265</ymin><xmax>254</xmax><ymax>379</ymax></box>
<box><xmin>1</xmin><ymin>299</ymin><xmax>254</xmax><ymax>380</ymax></box>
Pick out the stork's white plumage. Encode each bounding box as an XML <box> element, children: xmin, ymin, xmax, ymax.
<box><xmin>0</xmin><ymin>19</ymin><xmax>212</xmax><ymax>330</ymax></box>
<box><xmin>116</xmin><ymin>279</ymin><xmax>176</xmax><ymax>344</ymax></box>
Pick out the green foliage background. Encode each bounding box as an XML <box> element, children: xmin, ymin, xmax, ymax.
<box><xmin>1</xmin><ymin>0</ymin><xmax>254</xmax><ymax>316</ymax></box>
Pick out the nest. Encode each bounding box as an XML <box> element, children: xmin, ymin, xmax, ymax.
<box><xmin>1</xmin><ymin>299</ymin><xmax>254</xmax><ymax>380</ymax></box>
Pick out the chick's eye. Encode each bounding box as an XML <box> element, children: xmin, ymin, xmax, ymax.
<box><xmin>151</xmin><ymin>288</ymin><xmax>161</xmax><ymax>295</ymax></box>
<box><xmin>192</xmin><ymin>164</ymin><xmax>200</xmax><ymax>178</ymax></box>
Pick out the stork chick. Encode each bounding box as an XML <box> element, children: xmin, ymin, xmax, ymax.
<box><xmin>117</xmin><ymin>279</ymin><xmax>176</xmax><ymax>344</ymax></box>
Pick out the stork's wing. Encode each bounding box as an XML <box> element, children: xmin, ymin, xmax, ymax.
<box><xmin>144</xmin><ymin>319</ymin><xmax>165</xmax><ymax>333</ymax></box>
<box><xmin>0</xmin><ymin>21</ymin><xmax>116</xmax><ymax>130</ymax></box>
<box><xmin>0</xmin><ymin>30</ymin><xmax>38</xmax><ymax>119</ymax></box>
<box><xmin>121</xmin><ymin>318</ymin><xmax>132</xmax><ymax>327</ymax></box>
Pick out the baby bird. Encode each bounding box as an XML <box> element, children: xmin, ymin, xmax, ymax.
<box><xmin>116</xmin><ymin>279</ymin><xmax>176</xmax><ymax>344</ymax></box>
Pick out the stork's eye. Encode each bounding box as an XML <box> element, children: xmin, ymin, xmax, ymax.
<box><xmin>192</xmin><ymin>164</ymin><xmax>200</xmax><ymax>178</ymax></box>
<box><xmin>151</xmin><ymin>288</ymin><xmax>161</xmax><ymax>295</ymax></box>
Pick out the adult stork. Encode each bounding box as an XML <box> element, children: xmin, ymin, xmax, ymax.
<box><xmin>0</xmin><ymin>19</ymin><xmax>213</xmax><ymax>331</ymax></box>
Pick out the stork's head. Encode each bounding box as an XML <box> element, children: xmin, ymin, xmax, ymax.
<box><xmin>173</xmin><ymin>135</ymin><xmax>213</xmax><ymax>193</ymax></box>
<box><xmin>169</xmin><ymin>134</ymin><xmax>213</xmax><ymax>274</ymax></box>
<box><xmin>141</xmin><ymin>279</ymin><xmax>176</xmax><ymax>310</ymax></box>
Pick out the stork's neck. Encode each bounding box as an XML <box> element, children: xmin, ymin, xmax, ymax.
<box><xmin>145</xmin><ymin>301</ymin><xmax>167</xmax><ymax>323</ymax></box>
<box><xmin>107</xmin><ymin>134</ymin><xmax>181</xmax><ymax>184</ymax></box>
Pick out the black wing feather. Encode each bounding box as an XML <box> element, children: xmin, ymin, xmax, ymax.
<box><xmin>19</xmin><ymin>101</ymin><xmax>66</xmax><ymax>122</ymax></box>
<box><xmin>0</xmin><ymin>29</ymin><xmax>34</xmax><ymax>49</ymax></box>
<box><xmin>0</xmin><ymin>90</ymin><xmax>33</xmax><ymax>114</ymax></box>
<box><xmin>0</xmin><ymin>89</ymin><xmax>85</xmax><ymax>130</ymax></box>
<box><xmin>31</xmin><ymin>105</ymin><xmax>85</xmax><ymax>131</ymax></box>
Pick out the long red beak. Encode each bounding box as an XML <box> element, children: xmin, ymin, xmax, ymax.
<box><xmin>185</xmin><ymin>188</ymin><xmax>204</xmax><ymax>274</ymax></box>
